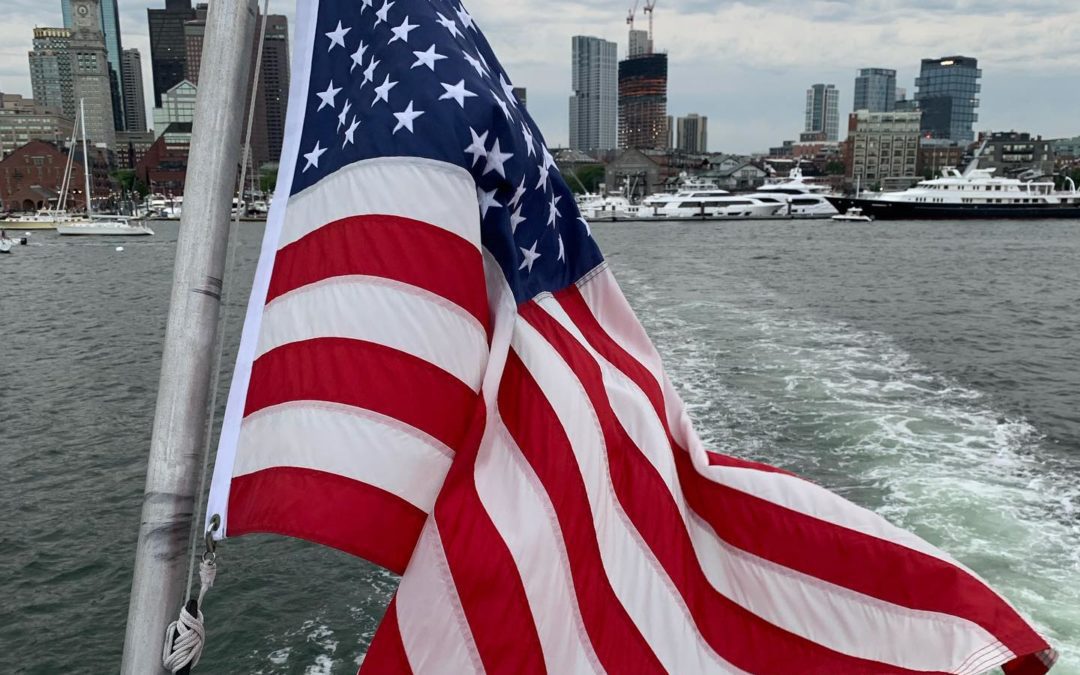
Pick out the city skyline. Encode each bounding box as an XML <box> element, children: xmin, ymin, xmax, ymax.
<box><xmin>2</xmin><ymin>0</ymin><xmax>1079</xmax><ymax>153</ymax></box>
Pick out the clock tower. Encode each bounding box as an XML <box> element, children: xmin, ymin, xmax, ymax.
<box><xmin>69</xmin><ymin>0</ymin><xmax>116</xmax><ymax>147</ymax></box>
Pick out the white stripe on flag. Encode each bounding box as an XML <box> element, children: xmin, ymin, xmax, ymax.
<box><xmin>257</xmin><ymin>275</ymin><xmax>488</xmax><ymax>390</ymax></box>
<box><xmin>280</xmin><ymin>156</ymin><xmax>482</xmax><ymax>250</ymax></box>
<box><xmin>472</xmin><ymin>415</ymin><xmax>603</xmax><ymax>675</ymax></box>
<box><xmin>235</xmin><ymin>402</ymin><xmax>452</xmax><ymax>511</ymax></box>
<box><xmin>396</xmin><ymin>522</ymin><xmax>484</xmax><ymax>674</ymax></box>
<box><xmin>511</xmin><ymin>316</ymin><xmax>742</xmax><ymax>675</ymax></box>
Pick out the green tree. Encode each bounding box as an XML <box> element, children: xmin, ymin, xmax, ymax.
<box><xmin>562</xmin><ymin>165</ymin><xmax>606</xmax><ymax>194</ymax></box>
<box><xmin>824</xmin><ymin>160</ymin><xmax>846</xmax><ymax>176</ymax></box>
<box><xmin>260</xmin><ymin>165</ymin><xmax>279</xmax><ymax>193</ymax></box>
<box><xmin>112</xmin><ymin>169</ymin><xmax>136</xmax><ymax>191</ymax></box>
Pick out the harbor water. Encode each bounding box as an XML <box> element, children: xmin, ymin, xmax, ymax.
<box><xmin>0</xmin><ymin>219</ymin><xmax>1077</xmax><ymax>673</ymax></box>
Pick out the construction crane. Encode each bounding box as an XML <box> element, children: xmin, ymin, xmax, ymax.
<box><xmin>643</xmin><ymin>0</ymin><xmax>657</xmax><ymax>53</ymax></box>
<box><xmin>626</xmin><ymin>0</ymin><xmax>639</xmax><ymax>31</ymax></box>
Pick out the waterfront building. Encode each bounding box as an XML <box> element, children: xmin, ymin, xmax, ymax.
<box><xmin>676</xmin><ymin>114</ymin><xmax>708</xmax><ymax>153</ymax></box>
<box><xmin>979</xmin><ymin>131</ymin><xmax>1054</xmax><ymax>177</ymax></box>
<box><xmin>918</xmin><ymin>140</ymin><xmax>966</xmax><ymax>176</ymax></box>
<box><xmin>62</xmin><ymin>0</ymin><xmax>124</xmax><ymax>131</ymax></box>
<box><xmin>148</xmin><ymin>0</ymin><xmax>196</xmax><ymax>107</ymax></box>
<box><xmin>152</xmin><ymin>79</ymin><xmax>197</xmax><ymax>136</ymax></box>
<box><xmin>512</xmin><ymin>87</ymin><xmax>527</xmax><ymax>109</ymax></box>
<box><xmin>628</xmin><ymin>29</ymin><xmax>649</xmax><ymax>58</ymax></box>
<box><xmin>845</xmin><ymin>110</ymin><xmax>921</xmax><ymax>190</ymax></box>
<box><xmin>0</xmin><ymin>94</ymin><xmax>74</xmax><ymax>159</ymax></box>
<box><xmin>569</xmin><ymin>36</ymin><xmax>618</xmax><ymax>153</ymax></box>
<box><xmin>121</xmin><ymin>49</ymin><xmax>148</xmax><ymax>133</ymax></box>
<box><xmin>915</xmin><ymin>55</ymin><xmax>981</xmax><ymax>143</ymax></box>
<box><xmin>618</xmin><ymin>53</ymin><xmax>668</xmax><ymax>150</ymax></box>
<box><xmin>69</xmin><ymin>0</ymin><xmax>116</xmax><ymax>148</ymax></box>
<box><xmin>136</xmin><ymin>122</ymin><xmax>191</xmax><ymax>194</ymax></box>
<box><xmin>853</xmin><ymin>68</ymin><xmax>896</xmax><ymax>112</ymax></box>
<box><xmin>804</xmin><ymin>83</ymin><xmax>839</xmax><ymax>142</ymax></box>
<box><xmin>0</xmin><ymin>139</ymin><xmax>107</xmax><ymax>212</ymax></box>
<box><xmin>112</xmin><ymin>130</ymin><xmax>156</xmax><ymax>171</ymax></box>
<box><xmin>1052</xmin><ymin>136</ymin><xmax>1080</xmax><ymax>160</ymax></box>
<box><xmin>28</xmin><ymin>28</ymin><xmax>75</xmax><ymax>120</ymax></box>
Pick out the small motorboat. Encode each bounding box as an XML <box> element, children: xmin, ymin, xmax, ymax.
<box><xmin>831</xmin><ymin>207</ymin><xmax>873</xmax><ymax>222</ymax></box>
<box><xmin>0</xmin><ymin>231</ymin><xmax>28</xmax><ymax>253</ymax></box>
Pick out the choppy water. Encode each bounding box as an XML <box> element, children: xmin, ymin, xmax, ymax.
<box><xmin>1</xmin><ymin>219</ymin><xmax>1077</xmax><ymax>673</ymax></box>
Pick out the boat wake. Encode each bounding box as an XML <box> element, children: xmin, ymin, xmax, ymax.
<box><xmin>617</xmin><ymin>269</ymin><xmax>1080</xmax><ymax>670</ymax></box>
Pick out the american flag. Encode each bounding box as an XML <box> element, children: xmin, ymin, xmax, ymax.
<box><xmin>206</xmin><ymin>1</ymin><xmax>1056</xmax><ymax>672</ymax></box>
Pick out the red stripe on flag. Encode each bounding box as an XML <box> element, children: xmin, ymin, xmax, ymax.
<box><xmin>244</xmin><ymin>337</ymin><xmax>477</xmax><ymax>451</ymax></box>
<box><xmin>556</xmin><ymin>285</ymin><xmax>1052</xmax><ymax>666</ymax></box>
<box><xmin>228</xmin><ymin>467</ymin><xmax>424</xmax><ymax>574</ymax></box>
<box><xmin>500</xmin><ymin>350</ymin><xmax>665</xmax><ymax>674</ymax></box>
<box><xmin>523</xmin><ymin>302</ymin><xmax>923</xmax><ymax>673</ymax></box>
<box><xmin>358</xmin><ymin>597</ymin><xmax>413</xmax><ymax>675</ymax></box>
<box><xmin>432</xmin><ymin>405</ymin><xmax>547</xmax><ymax>674</ymax></box>
<box><xmin>266</xmin><ymin>214</ymin><xmax>489</xmax><ymax>333</ymax></box>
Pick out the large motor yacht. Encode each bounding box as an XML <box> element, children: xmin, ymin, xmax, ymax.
<box><xmin>748</xmin><ymin>167</ymin><xmax>838</xmax><ymax>216</ymax></box>
<box><xmin>639</xmin><ymin>178</ymin><xmax>783</xmax><ymax>219</ymax></box>
<box><xmin>826</xmin><ymin>166</ymin><xmax>1080</xmax><ymax>219</ymax></box>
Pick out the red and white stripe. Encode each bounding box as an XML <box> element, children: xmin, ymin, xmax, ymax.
<box><xmin>209</xmin><ymin>149</ymin><xmax>1055</xmax><ymax>675</ymax></box>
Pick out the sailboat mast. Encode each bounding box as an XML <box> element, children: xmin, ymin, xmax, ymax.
<box><xmin>80</xmin><ymin>99</ymin><xmax>92</xmax><ymax>215</ymax></box>
<box><xmin>120</xmin><ymin>2</ymin><xmax>258</xmax><ymax>673</ymax></box>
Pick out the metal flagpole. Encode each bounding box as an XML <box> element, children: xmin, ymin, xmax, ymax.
<box><xmin>120</xmin><ymin>1</ymin><xmax>258</xmax><ymax>672</ymax></box>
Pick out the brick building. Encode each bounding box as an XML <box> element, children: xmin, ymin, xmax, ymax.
<box><xmin>0</xmin><ymin>139</ymin><xmax>109</xmax><ymax>212</ymax></box>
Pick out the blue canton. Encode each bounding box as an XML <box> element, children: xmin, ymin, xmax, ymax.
<box><xmin>294</xmin><ymin>0</ymin><xmax>604</xmax><ymax>304</ymax></box>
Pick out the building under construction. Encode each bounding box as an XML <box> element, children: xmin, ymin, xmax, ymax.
<box><xmin>618</xmin><ymin>53</ymin><xmax>668</xmax><ymax>150</ymax></box>
<box><xmin>618</xmin><ymin>0</ymin><xmax>668</xmax><ymax>150</ymax></box>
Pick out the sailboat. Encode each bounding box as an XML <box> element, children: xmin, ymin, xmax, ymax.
<box><xmin>56</xmin><ymin>99</ymin><xmax>154</xmax><ymax>237</ymax></box>
<box><xmin>3</xmin><ymin>115</ymin><xmax>86</xmax><ymax>230</ymax></box>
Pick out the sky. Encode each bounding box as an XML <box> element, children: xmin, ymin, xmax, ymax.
<box><xmin>2</xmin><ymin>0</ymin><xmax>1079</xmax><ymax>154</ymax></box>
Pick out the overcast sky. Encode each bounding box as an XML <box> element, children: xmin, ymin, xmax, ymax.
<box><xmin>2</xmin><ymin>0</ymin><xmax>1079</xmax><ymax>153</ymax></box>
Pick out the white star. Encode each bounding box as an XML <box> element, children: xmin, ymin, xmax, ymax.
<box><xmin>483</xmin><ymin>138</ymin><xmax>513</xmax><ymax>178</ymax></box>
<box><xmin>388</xmin><ymin>15</ymin><xmax>418</xmax><ymax>44</ymax></box>
<box><xmin>316</xmin><ymin>80</ymin><xmax>342</xmax><ymax>111</ymax></box>
<box><xmin>325</xmin><ymin>21</ymin><xmax>350</xmax><ymax>51</ymax></box>
<box><xmin>372</xmin><ymin>74</ymin><xmax>397</xmax><ymax>106</ymax></box>
<box><xmin>463</xmin><ymin>52</ymin><xmax>486</xmax><ymax>77</ymax></box>
<box><xmin>464</xmin><ymin>127</ymin><xmax>488</xmax><ymax>167</ymax></box>
<box><xmin>362</xmin><ymin>58</ymin><xmax>380</xmax><ymax>87</ymax></box>
<box><xmin>477</xmin><ymin>186</ymin><xmax>501</xmax><ymax>219</ymax></box>
<box><xmin>578</xmin><ymin>216</ymin><xmax>592</xmax><ymax>237</ymax></box>
<box><xmin>509</xmin><ymin>176</ymin><xmax>526</xmax><ymax>208</ymax></box>
<box><xmin>412</xmin><ymin>45</ymin><xmax>447</xmax><ymax>72</ymax></box>
<box><xmin>439</xmin><ymin>79</ymin><xmax>477</xmax><ymax>108</ymax></box>
<box><xmin>499</xmin><ymin>74</ymin><xmax>517</xmax><ymax>107</ymax></box>
<box><xmin>349</xmin><ymin>41</ymin><xmax>368</xmax><ymax>72</ymax></box>
<box><xmin>557</xmin><ymin>235</ymin><xmax>565</xmax><ymax>262</ymax></box>
<box><xmin>343</xmin><ymin>116</ymin><xmax>360</xmax><ymax>147</ymax></box>
<box><xmin>535</xmin><ymin>162</ymin><xmax>550</xmax><ymax>190</ymax></box>
<box><xmin>520</xmin><ymin>122</ymin><xmax>535</xmax><ymax>157</ymax></box>
<box><xmin>302</xmin><ymin>141</ymin><xmax>326</xmax><ymax>172</ymax></box>
<box><xmin>510</xmin><ymin>205</ymin><xmax>526</xmax><ymax>233</ymax></box>
<box><xmin>435</xmin><ymin>12</ymin><xmax>462</xmax><ymax>39</ymax></box>
<box><xmin>374</xmin><ymin>0</ymin><xmax>394</xmax><ymax>26</ymax></box>
<box><xmin>547</xmin><ymin>193</ymin><xmax>561</xmax><ymax>226</ymax></box>
<box><xmin>493</xmin><ymin>92</ymin><xmax>511</xmax><ymax>120</ymax></box>
<box><xmin>456</xmin><ymin>5</ymin><xmax>475</xmax><ymax>31</ymax></box>
<box><xmin>360</xmin><ymin>0</ymin><xmax>373</xmax><ymax>12</ymax></box>
<box><xmin>392</xmin><ymin>100</ymin><xmax>424</xmax><ymax>134</ymax></box>
<box><xmin>337</xmin><ymin>98</ymin><xmax>352</xmax><ymax>130</ymax></box>
<box><xmin>542</xmin><ymin>146</ymin><xmax>555</xmax><ymax>171</ymax></box>
<box><xmin>518</xmin><ymin>241</ymin><xmax>541</xmax><ymax>273</ymax></box>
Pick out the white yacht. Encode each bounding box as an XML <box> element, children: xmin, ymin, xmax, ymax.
<box><xmin>749</xmin><ymin>167</ymin><xmax>838</xmax><ymax>216</ymax></box>
<box><xmin>639</xmin><ymin>177</ymin><xmax>783</xmax><ymax>219</ymax></box>
<box><xmin>57</xmin><ymin>100</ymin><xmax>154</xmax><ymax>237</ymax></box>
<box><xmin>826</xmin><ymin>166</ymin><xmax>1080</xmax><ymax>220</ymax></box>
<box><xmin>579</xmin><ymin>195</ymin><xmax>639</xmax><ymax>220</ymax></box>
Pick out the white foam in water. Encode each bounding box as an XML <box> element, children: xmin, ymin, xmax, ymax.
<box><xmin>616</xmin><ymin>270</ymin><xmax>1080</xmax><ymax>672</ymax></box>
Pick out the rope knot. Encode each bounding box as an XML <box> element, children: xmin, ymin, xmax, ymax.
<box><xmin>162</xmin><ymin>557</ymin><xmax>217</xmax><ymax>672</ymax></box>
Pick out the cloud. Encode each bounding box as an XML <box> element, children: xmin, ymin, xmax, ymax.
<box><xmin>3</xmin><ymin>0</ymin><xmax>1078</xmax><ymax>153</ymax></box>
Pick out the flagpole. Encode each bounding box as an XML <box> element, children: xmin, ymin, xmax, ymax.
<box><xmin>120</xmin><ymin>1</ymin><xmax>258</xmax><ymax>672</ymax></box>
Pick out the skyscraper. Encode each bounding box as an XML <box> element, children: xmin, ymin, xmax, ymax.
<box><xmin>254</xmin><ymin>14</ymin><xmax>291</xmax><ymax>167</ymax></box>
<box><xmin>803</xmin><ymin>83</ymin><xmax>839</xmax><ymax>142</ymax></box>
<box><xmin>121</xmin><ymin>48</ymin><xmax>148</xmax><ymax>132</ymax></box>
<box><xmin>853</xmin><ymin>68</ymin><xmax>896</xmax><ymax>112</ymax></box>
<box><xmin>915</xmin><ymin>55</ymin><xmax>981</xmax><ymax>143</ymax></box>
<box><xmin>628</xmin><ymin>29</ymin><xmax>649</xmax><ymax>58</ymax></box>
<box><xmin>28</xmin><ymin>27</ymin><xmax>75</xmax><ymax>119</ymax></box>
<box><xmin>62</xmin><ymin>0</ymin><xmax>124</xmax><ymax>131</ymax></box>
<box><xmin>618</xmin><ymin>52</ymin><xmax>668</xmax><ymax>150</ymax></box>
<box><xmin>676</xmin><ymin>114</ymin><xmax>708</xmax><ymax>153</ymax></box>
<box><xmin>569</xmin><ymin>35</ymin><xmax>618</xmax><ymax>153</ymax></box>
<box><xmin>148</xmin><ymin>0</ymin><xmax>196</xmax><ymax>107</ymax></box>
<box><xmin>69</xmin><ymin>0</ymin><xmax>116</xmax><ymax>146</ymax></box>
